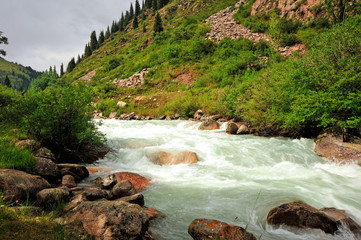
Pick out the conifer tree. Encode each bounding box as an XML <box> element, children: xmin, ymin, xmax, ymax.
<box><xmin>60</xmin><ymin>63</ymin><xmax>64</xmax><ymax>77</ymax></box>
<box><xmin>130</xmin><ymin>3</ymin><xmax>134</xmax><ymax>19</ymax></box>
<box><xmin>111</xmin><ymin>21</ymin><xmax>118</xmax><ymax>34</ymax></box>
<box><xmin>0</xmin><ymin>32</ymin><xmax>8</xmax><ymax>57</ymax></box>
<box><xmin>152</xmin><ymin>0</ymin><xmax>157</xmax><ymax>10</ymax></box>
<box><xmin>142</xmin><ymin>0</ymin><xmax>145</xmax><ymax>10</ymax></box>
<box><xmin>67</xmin><ymin>58</ymin><xmax>76</xmax><ymax>73</ymax></box>
<box><xmin>135</xmin><ymin>0</ymin><xmax>141</xmax><ymax>16</ymax></box>
<box><xmin>90</xmin><ymin>31</ymin><xmax>98</xmax><ymax>51</ymax></box>
<box><xmin>157</xmin><ymin>0</ymin><xmax>162</xmax><ymax>9</ymax></box>
<box><xmin>141</xmin><ymin>11</ymin><xmax>146</xmax><ymax>22</ymax></box>
<box><xmin>84</xmin><ymin>44</ymin><xmax>92</xmax><ymax>58</ymax></box>
<box><xmin>76</xmin><ymin>55</ymin><xmax>81</xmax><ymax>64</ymax></box>
<box><xmin>98</xmin><ymin>31</ymin><xmax>105</xmax><ymax>45</ymax></box>
<box><xmin>125</xmin><ymin>11</ymin><xmax>131</xmax><ymax>25</ymax></box>
<box><xmin>133</xmin><ymin>17</ymin><xmax>139</xmax><ymax>29</ymax></box>
<box><xmin>119</xmin><ymin>13</ymin><xmax>125</xmax><ymax>31</ymax></box>
<box><xmin>4</xmin><ymin>75</ymin><xmax>11</xmax><ymax>88</ymax></box>
<box><xmin>105</xmin><ymin>26</ymin><xmax>111</xmax><ymax>39</ymax></box>
<box><xmin>154</xmin><ymin>12</ymin><xmax>163</xmax><ymax>33</ymax></box>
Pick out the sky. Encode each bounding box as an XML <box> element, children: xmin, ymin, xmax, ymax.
<box><xmin>0</xmin><ymin>0</ymin><xmax>134</xmax><ymax>71</ymax></box>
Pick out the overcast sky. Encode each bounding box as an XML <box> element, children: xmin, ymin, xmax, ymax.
<box><xmin>0</xmin><ymin>0</ymin><xmax>134</xmax><ymax>71</ymax></box>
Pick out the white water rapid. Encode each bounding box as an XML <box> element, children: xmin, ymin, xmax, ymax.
<box><xmin>86</xmin><ymin>120</ymin><xmax>361</xmax><ymax>240</ymax></box>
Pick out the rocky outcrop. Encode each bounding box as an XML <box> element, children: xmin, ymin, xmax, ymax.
<box><xmin>198</xmin><ymin>119</ymin><xmax>220</xmax><ymax>131</ymax></box>
<box><xmin>188</xmin><ymin>218</ymin><xmax>257</xmax><ymax>240</ymax></box>
<box><xmin>66</xmin><ymin>201</ymin><xmax>149</xmax><ymax>240</ymax></box>
<box><xmin>113</xmin><ymin>68</ymin><xmax>151</xmax><ymax>88</ymax></box>
<box><xmin>57</xmin><ymin>164</ymin><xmax>89</xmax><ymax>182</ymax></box>
<box><xmin>314</xmin><ymin>133</ymin><xmax>361</xmax><ymax>166</ymax></box>
<box><xmin>143</xmin><ymin>207</ymin><xmax>166</xmax><ymax>221</ymax></box>
<box><xmin>150</xmin><ymin>151</ymin><xmax>199</xmax><ymax>165</ymax></box>
<box><xmin>115</xmin><ymin>193</ymin><xmax>145</xmax><ymax>207</ymax></box>
<box><xmin>0</xmin><ymin>169</ymin><xmax>50</xmax><ymax>202</ymax></box>
<box><xmin>79</xmin><ymin>68</ymin><xmax>100</xmax><ymax>83</ymax></box>
<box><xmin>70</xmin><ymin>186</ymin><xmax>109</xmax><ymax>201</ymax></box>
<box><xmin>36</xmin><ymin>188</ymin><xmax>70</xmax><ymax>207</ymax></box>
<box><xmin>267</xmin><ymin>201</ymin><xmax>361</xmax><ymax>235</ymax></box>
<box><xmin>251</xmin><ymin>0</ymin><xmax>324</xmax><ymax>22</ymax></box>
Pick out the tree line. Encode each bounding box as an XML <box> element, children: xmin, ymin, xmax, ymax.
<box><xmin>65</xmin><ymin>0</ymin><xmax>168</xmax><ymax>74</ymax></box>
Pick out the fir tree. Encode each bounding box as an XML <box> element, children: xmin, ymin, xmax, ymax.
<box><xmin>0</xmin><ymin>31</ymin><xmax>8</xmax><ymax>57</ymax></box>
<box><xmin>4</xmin><ymin>75</ymin><xmax>11</xmax><ymax>88</ymax></box>
<box><xmin>125</xmin><ymin>11</ymin><xmax>131</xmax><ymax>25</ymax></box>
<box><xmin>105</xmin><ymin>26</ymin><xmax>111</xmax><ymax>39</ymax></box>
<box><xmin>119</xmin><ymin>13</ymin><xmax>125</xmax><ymax>31</ymax></box>
<box><xmin>154</xmin><ymin>12</ymin><xmax>163</xmax><ymax>33</ymax></box>
<box><xmin>111</xmin><ymin>21</ymin><xmax>117</xmax><ymax>34</ymax></box>
<box><xmin>84</xmin><ymin>44</ymin><xmax>92</xmax><ymax>58</ymax></box>
<box><xmin>157</xmin><ymin>0</ymin><xmax>162</xmax><ymax>9</ymax></box>
<box><xmin>135</xmin><ymin>0</ymin><xmax>141</xmax><ymax>16</ymax></box>
<box><xmin>67</xmin><ymin>58</ymin><xmax>76</xmax><ymax>73</ymax></box>
<box><xmin>129</xmin><ymin>3</ymin><xmax>134</xmax><ymax>19</ymax></box>
<box><xmin>133</xmin><ymin>17</ymin><xmax>139</xmax><ymax>29</ymax></box>
<box><xmin>142</xmin><ymin>0</ymin><xmax>145</xmax><ymax>10</ymax></box>
<box><xmin>76</xmin><ymin>55</ymin><xmax>81</xmax><ymax>64</ymax></box>
<box><xmin>141</xmin><ymin>11</ymin><xmax>146</xmax><ymax>22</ymax></box>
<box><xmin>98</xmin><ymin>31</ymin><xmax>105</xmax><ymax>45</ymax></box>
<box><xmin>152</xmin><ymin>0</ymin><xmax>157</xmax><ymax>10</ymax></box>
<box><xmin>60</xmin><ymin>63</ymin><xmax>64</xmax><ymax>77</ymax></box>
<box><xmin>90</xmin><ymin>31</ymin><xmax>98</xmax><ymax>51</ymax></box>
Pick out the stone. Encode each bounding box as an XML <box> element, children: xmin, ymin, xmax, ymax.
<box><xmin>193</xmin><ymin>109</ymin><xmax>203</xmax><ymax>120</ymax></box>
<box><xmin>57</xmin><ymin>164</ymin><xmax>89</xmax><ymax>182</ymax></box>
<box><xmin>109</xmin><ymin>112</ymin><xmax>117</xmax><ymax>119</ymax></box>
<box><xmin>117</xmin><ymin>101</ymin><xmax>127</xmax><ymax>108</ymax></box>
<box><xmin>35</xmin><ymin>147</ymin><xmax>56</xmax><ymax>161</ymax></box>
<box><xmin>93</xmin><ymin>174</ymin><xmax>117</xmax><ymax>189</ymax></box>
<box><xmin>114</xmin><ymin>172</ymin><xmax>151</xmax><ymax>192</ymax></box>
<box><xmin>188</xmin><ymin>219</ymin><xmax>257</xmax><ymax>240</ymax></box>
<box><xmin>108</xmin><ymin>180</ymin><xmax>137</xmax><ymax>200</ymax></box>
<box><xmin>143</xmin><ymin>207</ymin><xmax>166</xmax><ymax>221</ymax></box>
<box><xmin>62</xmin><ymin>175</ymin><xmax>77</xmax><ymax>188</ymax></box>
<box><xmin>198</xmin><ymin>119</ymin><xmax>220</xmax><ymax>131</ymax></box>
<box><xmin>150</xmin><ymin>151</ymin><xmax>199</xmax><ymax>165</ymax></box>
<box><xmin>226</xmin><ymin>122</ymin><xmax>240</xmax><ymax>134</ymax></box>
<box><xmin>267</xmin><ymin>201</ymin><xmax>345</xmax><ymax>234</ymax></box>
<box><xmin>320</xmin><ymin>208</ymin><xmax>361</xmax><ymax>233</ymax></box>
<box><xmin>115</xmin><ymin>193</ymin><xmax>145</xmax><ymax>207</ymax></box>
<box><xmin>0</xmin><ymin>169</ymin><xmax>50</xmax><ymax>202</ymax></box>
<box><xmin>15</xmin><ymin>139</ymin><xmax>40</xmax><ymax>151</ymax></box>
<box><xmin>66</xmin><ymin>201</ymin><xmax>149</xmax><ymax>240</ymax></box>
<box><xmin>65</xmin><ymin>193</ymin><xmax>88</xmax><ymax>212</ymax></box>
<box><xmin>237</xmin><ymin>125</ymin><xmax>250</xmax><ymax>135</ymax></box>
<box><xmin>36</xmin><ymin>188</ymin><xmax>70</xmax><ymax>207</ymax></box>
<box><xmin>70</xmin><ymin>186</ymin><xmax>109</xmax><ymax>201</ymax></box>
<box><xmin>35</xmin><ymin>157</ymin><xmax>60</xmax><ymax>181</ymax></box>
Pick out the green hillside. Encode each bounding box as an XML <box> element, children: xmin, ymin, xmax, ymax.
<box><xmin>0</xmin><ymin>58</ymin><xmax>41</xmax><ymax>91</ymax></box>
<box><xmin>60</xmin><ymin>0</ymin><xmax>360</xmax><ymax>137</ymax></box>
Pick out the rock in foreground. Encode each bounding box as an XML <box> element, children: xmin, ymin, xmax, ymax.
<box><xmin>114</xmin><ymin>172</ymin><xmax>151</xmax><ymax>192</ymax></box>
<box><xmin>267</xmin><ymin>201</ymin><xmax>361</xmax><ymax>235</ymax></box>
<box><xmin>66</xmin><ymin>201</ymin><xmax>149</xmax><ymax>240</ymax></box>
<box><xmin>188</xmin><ymin>219</ymin><xmax>257</xmax><ymax>240</ymax></box>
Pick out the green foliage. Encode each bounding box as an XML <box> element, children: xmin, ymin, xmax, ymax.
<box><xmin>0</xmin><ymin>85</ymin><xmax>28</xmax><ymax>124</ymax></box>
<box><xmin>66</xmin><ymin>58</ymin><xmax>76</xmax><ymax>73</ymax></box>
<box><xmin>24</xmin><ymin>84</ymin><xmax>104</xmax><ymax>154</ymax></box>
<box><xmin>0</xmin><ymin>31</ymin><xmax>8</xmax><ymax>56</ymax></box>
<box><xmin>90</xmin><ymin>31</ymin><xmax>98</xmax><ymax>51</ymax></box>
<box><xmin>189</xmin><ymin>39</ymin><xmax>216</xmax><ymax>60</ymax></box>
<box><xmin>29</xmin><ymin>69</ymin><xmax>58</xmax><ymax>92</ymax></box>
<box><xmin>325</xmin><ymin>0</ymin><xmax>361</xmax><ymax>23</ymax></box>
<box><xmin>0</xmin><ymin>137</ymin><xmax>35</xmax><ymax>173</ymax></box>
<box><xmin>154</xmin><ymin>12</ymin><xmax>164</xmax><ymax>33</ymax></box>
<box><xmin>105</xmin><ymin>57</ymin><xmax>121</xmax><ymax>71</ymax></box>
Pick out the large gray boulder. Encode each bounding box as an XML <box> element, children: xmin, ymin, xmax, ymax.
<box><xmin>66</xmin><ymin>201</ymin><xmax>149</xmax><ymax>240</ymax></box>
<box><xmin>0</xmin><ymin>169</ymin><xmax>50</xmax><ymax>202</ymax></box>
<box><xmin>35</xmin><ymin>157</ymin><xmax>60</xmax><ymax>181</ymax></box>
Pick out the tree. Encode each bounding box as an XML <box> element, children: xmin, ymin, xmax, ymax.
<box><xmin>154</xmin><ymin>12</ymin><xmax>163</xmax><ymax>33</ymax></box>
<box><xmin>152</xmin><ymin>0</ymin><xmax>158</xmax><ymax>10</ymax></box>
<box><xmin>60</xmin><ymin>63</ymin><xmax>64</xmax><ymax>77</ymax></box>
<box><xmin>84</xmin><ymin>44</ymin><xmax>92</xmax><ymax>58</ymax></box>
<box><xmin>0</xmin><ymin>31</ymin><xmax>8</xmax><ymax>56</ymax></box>
<box><xmin>76</xmin><ymin>55</ymin><xmax>82</xmax><ymax>64</ymax></box>
<box><xmin>67</xmin><ymin>58</ymin><xmax>76</xmax><ymax>73</ymax></box>
<box><xmin>105</xmin><ymin>26</ymin><xmax>111</xmax><ymax>39</ymax></box>
<box><xmin>135</xmin><ymin>0</ymin><xmax>141</xmax><ymax>16</ymax></box>
<box><xmin>119</xmin><ymin>13</ymin><xmax>125</xmax><ymax>31</ymax></box>
<box><xmin>325</xmin><ymin>0</ymin><xmax>361</xmax><ymax>23</ymax></box>
<box><xmin>4</xmin><ymin>75</ymin><xmax>11</xmax><ymax>88</ymax></box>
<box><xmin>129</xmin><ymin>3</ymin><xmax>134</xmax><ymax>19</ymax></box>
<box><xmin>90</xmin><ymin>31</ymin><xmax>98</xmax><ymax>51</ymax></box>
<box><xmin>133</xmin><ymin>17</ymin><xmax>139</xmax><ymax>29</ymax></box>
<box><xmin>141</xmin><ymin>11</ymin><xmax>146</xmax><ymax>22</ymax></box>
<box><xmin>98</xmin><ymin>30</ymin><xmax>105</xmax><ymax>45</ymax></box>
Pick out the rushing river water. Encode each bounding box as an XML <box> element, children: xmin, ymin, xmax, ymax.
<box><xmin>87</xmin><ymin>120</ymin><xmax>361</xmax><ymax>240</ymax></box>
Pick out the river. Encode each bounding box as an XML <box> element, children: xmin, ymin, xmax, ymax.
<box><xmin>86</xmin><ymin>119</ymin><xmax>361</xmax><ymax>240</ymax></box>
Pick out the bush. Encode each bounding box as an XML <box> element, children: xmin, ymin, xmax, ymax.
<box><xmin>189</xmin><ymin>39</ymin><xmax>216</xmax><ymax>60</ymax></box>
<box><xmin>24</xmin><ymin>84</ymin><xmax>104</xmax><ymax>155</ymax></box>
<box><xmin>105</xmin><ymin>58</ymin><xmax>121</xmax><ymax>71</ymax></box>
<box><xmin>280</xmin><ymin>34</ymin><xmax>300</xmax><ymax>47</ymax></box>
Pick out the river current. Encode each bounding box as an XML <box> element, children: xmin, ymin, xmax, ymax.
<box><xmin>86</xmin><ymin>119</ymin><xmax>361</xmax><ymax>240</ymax></box>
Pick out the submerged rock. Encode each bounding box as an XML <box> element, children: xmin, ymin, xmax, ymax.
<box><xmin>267</xmin><ymin>201</ymin><xmax>361</xmax><ymax>235</ymax></box>
<box><xmin>198</xmin><ymin>119</ymin><xmax>220</xmax><ymax>131</ymax></box>
<box><xmin>188</xmin><ymin>218</ymin><xmax>257</xmax><ymax>240</ymax></box>
<box><xmin>66</xmin><ymin>201</ymin><xmax>149</xmax><ymax>240</ymax></box>
<box><xmin>0</xmin><ymin>169</ymin><xmax>50</xmax><ymax>202</ymax></box>
<box><xmin>143</xmin><ymin>207</ymin><xmax>166</xmax><ymax>221</ymax></box>
<box><xmin>150</xmin><ymin>151</ymin><xmax>199</xmax><ymax>165</ymax></box>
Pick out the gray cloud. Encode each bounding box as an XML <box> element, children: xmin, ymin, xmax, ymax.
<box><xmin>0</xmin><ymin>0</ymin><xmax>134</xmax><ymax>71</ymax></box>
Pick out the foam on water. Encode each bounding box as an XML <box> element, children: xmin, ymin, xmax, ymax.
<box><xmin>88</xmin><ymin>119</ymin><xmax>361</xmax><ymax>239</ymax></box>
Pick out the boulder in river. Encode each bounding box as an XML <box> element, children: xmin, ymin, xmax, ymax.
<box><xmin>151</xmin><ymin>151</ymin><xmax>199</xmax><ymax>165</ymax></box>
<box><xmin>194</xmin><ymin>109</ymin><xmax>204</xmax><ymax>120</ymax></box>
<box><xmin>226</xmin><ymin>122</ymin><xmax>240</xmax><ymax>134</ymax></box>
<box><xmin>198</xmin><ymin>119</ymin><xmax>220</xmax><ymax>131</ymax></box>
<box><xmin>114</xmin><ymin>172</ymin><xmax>151</xmax><ymax>192</ymax></box>
<box><xmin>267</xmin><ymin>201</ymin><xmax>361</xmax><ymax>235</ymax></box>
<box><xmin>66</xmin><ymin>201</ymin><xmax>149</xmax><ymax>240</ymax></box>
<box><xmin>188</xmin><ymin>218</ymin><xmax>257</xmax><ymax>240</ymax></box>
<box><xmin>57</xmin><ymin>163</ymin><xmax>89</xmax><ymax>182</ymax></box>
<box><xmin>108</xmin><ymin>180</ymin><xmax>137</xmax><ymax>200</ymax></box>
<box><xmin>0</xmin><ymin>169</ymin><xmax>50</xmax><ymax>202</ymax></box>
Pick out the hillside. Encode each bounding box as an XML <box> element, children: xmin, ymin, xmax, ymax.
<box><xmin>61</xmin><ymin>0</ymin><xmax>361</xmax><ymax>137</ymax></box>
<box><xmin>0</xmin><ymin>58</ymin><xmax>41</xmax><ymax>91</ymax></box>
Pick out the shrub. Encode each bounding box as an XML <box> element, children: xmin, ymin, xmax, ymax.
<box><xmin>189</xmin><ymin>39</ymin><xmax>216</xmax><ymax>60</ymax></box>
<box><xmin>280</xmin><ymin>34</ymin><xmax>300</xmax><ymax>46</ymax></box>
<box><xmin>105</xmin><ymin>58</ymin><xmax>121</xmax><ymax>71</ymax></box>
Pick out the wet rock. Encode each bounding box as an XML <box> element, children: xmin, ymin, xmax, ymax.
<box><xmin>93</xmin><ymin>174</ymin><xmax>117</xmax><ymax>189</ymax></box>
<box><xmin>320</xmin><ymin>208</ymin><xmax>361</xmax><ymax>233</ymax></box>
<box><xmin>35</xmin><ymin>157</ymin><xmax>60</xmax><ymax>181</ymax></box>
<box><xmin>143</xmin><ymin>207</ymin><xmax>166</xmax><ymax>221</ymax></box>
<box><xmin>66</xmin><ymin>201</ymin><xmax>149</xmax><ymax>240</ymax></box>
<box><xmin>108</xmin><ymin>180</ymin><xmax>137</xmax><ymax>200</ymax></box>
<box><xmin>115</xmin><ymin>193</ymin><xmax>145</xmax><ymax>207</ymax></box>
<box><xmin>65</xmin><ymin>193</ymin><xmax>88</xmax><ymax>212</ymax></box>
<box><xmin>62</xmin><ymin>175</ymin><xmax>77</xmax><ymax>188</ymax></box>
<box><xmin>194</xmin><ymin>109</ymin><xmax>203</xmax><ymax>120</ymax></box>
<box><xmin>237</xmin><ymin>125</ymin><xmax>250</xmax><ymax>135</ymax></box>
<box><xmin>151</xmin><ymin>151</ymin><xmax>199</xmax><ymax>165</ymax></box>
<box><xmin>114</xmin><ymin>172</ymin><xmax>151</xmax><ymax>192</ymax></box>
<box><xmin>198</xmin><ymin>119</ymin><xmax>220</xmax><ymax>131</ymax></box>
<box><xmin>70</xmin><ymin>186</ymin><xmax>109</xmax><ymax>201</ymax></box>
<box><xmin>109</xmin><ymin>112</ymin><xmax>117</xmax><ymax>118</ymax></box>
<box><xmin>57</xmin><ymin>164</ymin><xmax>89</xmax><ymax>182</ymax></box>
<box><xmin>188</xmin><ymin>218</ymin><xmax>257</xmax><ymax>240</ymax></box>
<box><xmin>16</xmin><ymin>139</ymin><xmax>40</xmax><ymax>151</ymax></box>
<box><xmin>267</xmin><ymin>201</ymin><xmax>340</xmax><ymax>234</ymax></box>
<box><xmin>0</xmin><ymin>169</ymin><xmax>50</xmax><ymax>202</ymax></box>
<box><xmin>36</xmin><ymin>188</ymin><xmax>70</xmax><ymax>207</ymax></box>
<box><xmin>226</xmin><ymin>122</ymin><xmax>240</xmax><ymax>134</ymax></box>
